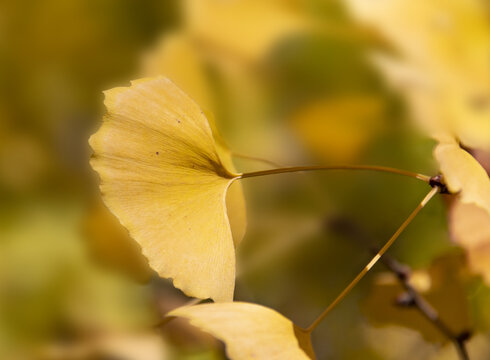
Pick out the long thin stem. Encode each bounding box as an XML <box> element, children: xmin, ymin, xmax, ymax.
<box><xmin>305</xmin><ymin>186</ymin><xmax>439</xmax><ymax>333</ymax></box>
<box><xmin>239</xmin><ymin>165</ymin><xmax>431</xmax><ymax>183</ymax></box>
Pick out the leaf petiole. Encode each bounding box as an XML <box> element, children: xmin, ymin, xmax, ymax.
<box><xmin>238</xmin><ymin>165</ymin><xmax>431</xmax><ymax>183</ymax></box>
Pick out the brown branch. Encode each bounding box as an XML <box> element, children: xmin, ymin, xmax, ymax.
<box><xmin>327</xmin><ymin>216</ymin><xmax>471</xmax><ymax>360</ymax></box>
<box><xmin>380</xmin><ymin>254</ymin><xmax>471</xmax><ymax>360</ymax></box>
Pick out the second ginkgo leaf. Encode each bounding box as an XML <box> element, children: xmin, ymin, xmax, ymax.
<box><xmin>169</xmin><ymin>302</ymin><xmax>315</xmax><ymax>360</ymax></box>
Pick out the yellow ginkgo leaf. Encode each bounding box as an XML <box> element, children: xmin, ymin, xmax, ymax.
<box><xmin>183</xmin><ymin>0</ymin><xmax>306</xmax><ymax>62</ymax></box>
<box><xmin>373</xmin><ymin>55</ymin><xmax>490</xmax><ymax>150</ymax></box>
<box><xmin>434</xmin><ymin>141</ymin><xmax>490</xmax><ymax>215</ymax></box>
<box><xmin>368</xmin><ymin>54</ymin><xmax>455</xmax><ymax>144</ymax></box>
<box><xmin>141</xmin><ymin>33</ymin><xmax>214</xmax><ymax>112</ymax></box>
<box><xmin>89</xmin><ymin>76</ymin><xmax>239</xmax><ymax>302</ymax></box>
<box><xmin>346</xmin><ymin>0</ymin><xmax>489</xmax><ymax>76</ymax></box>
<box><xmin>446</xmin><ymin>84</ymin><xmax>490</xmax><ymax>151</ymax></box>
<box><xmin>450</xmin><ymin>200</ymin><xmax>490</xmax><ymax>285</ymax></box>
<box><xmin>347</xmin><ymin>0</ymin><xmax>490</xmax><ymax>150</ymax></box>
<box><xmin>170</xmin><ymin>302</ymin><xmax>315</xmax><ymax>360</ymax></box>
<box><xmin>41</xmin><ymin>332</ymin><xmax>170</xmax><ymax>360</ymax></box>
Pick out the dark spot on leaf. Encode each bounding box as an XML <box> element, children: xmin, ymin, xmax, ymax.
<box><xmin>156</xmin><ymin>152</ymin><xmax>159</xmax><ymax>155</ymax></box>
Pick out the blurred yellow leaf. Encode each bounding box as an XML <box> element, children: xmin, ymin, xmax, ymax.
<box><xmin>170</xmin><ymin>302</ymin><xmax>315</xmax><ymax>360</ymax></box>
<box><xmin>141</xmin><ymin>33</ymin><xmax>214</xmax><ymax>112</ymax></box>
<box><xmin>292</xmin><ymin>95</ymin><xmax>385</xmax><ymax>162</ymax></box>
<box><xmin>347</xmin><ymin>0</ymin><xmax>490</xmax><ymax>150</ymax></box>
<box><xmin>83</xmin><ymin>200</ymin><xmax>154</xmax><ymax>283</ymax></box>
<box><xmin>450</xmin><ymin>200</ymin><xmax>490</xmax><ymax>285</ymax></box>
<box><xmin>40</xmin><ymin>332</ymin><xmax>170</xmax><ymax>360</ymax></box>
<box><xmin>183</xmin><ymin>0</ymin><xmax>306</xmax><ymax>62</ymax></box>
<box><xmin>368</xmin><ymin>54</ymin><xmax>455</xmax><ymax>144</ymax></box>
<box><xmin>434</xmin><ymin>141</ymin><xmax>490</xmax><ymax>215</ymax></box>
<box><xmin>349</xmin><ymin>0</ymin><xmax>490</xmax><ymax>213</ymax></box>
<box><xmin>347</xmin><ymin>0</ymin><xmax>489</xmax><ymax>72</ymax></box>
<box><xmin>446</xmin><ymin>81</ymin><xmax>490</xmax><ymax>151</ymax></box>
<box><xmin>95</xmin><ymin>332</ymin><xmax>170</xmax><ymax>360</ymax></box>
<box><xmin>89</xmin><ymin>77</ymin><xmax>240</xmax><ymax>302</ymax></box>
<box><xmin>349</xmin><ymin>0</ymin><xmax>490</xmax><ymax>216</ymax></box>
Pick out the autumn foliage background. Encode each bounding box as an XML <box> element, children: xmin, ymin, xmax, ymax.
<box><xmin>1</xmin><ymin>1</ymin><xmax>490</xmax><ymax>359</ymax></box>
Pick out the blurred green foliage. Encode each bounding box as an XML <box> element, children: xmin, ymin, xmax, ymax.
<box><xmin>0</xmin><ymin>0</ymin><xmax>489</xmax><ymax>359</ymax></box>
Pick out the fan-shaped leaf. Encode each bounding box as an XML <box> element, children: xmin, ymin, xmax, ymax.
<box><xmin>90</xmin><ymin>77</ymin><xmax>239</xmax><ymax>302</ymax></box>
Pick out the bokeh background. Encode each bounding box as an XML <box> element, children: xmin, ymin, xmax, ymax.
<box><xmin>1</xmin><ymin>0</ymin><xmax>490</xmax><ymax>359</ymax></box>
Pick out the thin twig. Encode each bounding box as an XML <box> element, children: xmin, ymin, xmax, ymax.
<box><xmin>327</xmin><ymin>215</ymin><xmax>471</xmax><ymax>360</ymax></box>
<box><xmin>382</xmin><ymin>256</ymin><xmax>471</xmax><ymax>360</ymax></box>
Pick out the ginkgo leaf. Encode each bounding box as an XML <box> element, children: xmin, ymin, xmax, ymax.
<box><xmin>41</xmin><ymin>332</ymin><xmax>170</xmax><ymax>360</ymax></box>
<box><xmin>170</xmin><ymin>302</ymin><xmax>315</xmax><ymax>360</ymax></box>
<box><xmin>183</xmin><ymin>0</ymin><xmax>306</xmax><ymax>62</ymax></box>
<box><xmin>346</xmin><ymin>0</ymin><xmax>490</xmax><ymax>71</ymax></box>
<box><xmin>434</xmin><ymin>141</ymin><xmax>490</xmax><ymax>215</ymax></box>
<box><xmin>141</xmin><ymin>33</ymin><xmax>214</xmax><ymax>112</ymax></box>
<box><xmin>346</xmin><ymin>0</ymin><xmax>490</xmax><ymax>150</ymax></box>
<box><xmin>141</xmin><ymin>33</ymin><xmax>248</xmax><ymax>246</ymax></box>
<box><xmin>447</xmin><ymin>85</ymin><xmax>490</xmax><ymax>151</ymax></box>
<box><xmin>450</xmin><ymin>200</ymin><xmax>490</xmax><ymax>285</ymax></box>
<box><xmin>89</xmin><ymin>76</ymin><xmax>240</xmax><ymax>302</ymax></box>
<box><xmin>372</xmin><ymin>53</ymin><xmax>490</xmax><ymax>150</ymax></box>
<box><xmin>96</xmin><ymin>332</ymin><xmax>170</xmax><ymax>360</ymax></box>
<box><xmin>368</xmin><ymin>54</ymin><xmax>455</xmax><ymax>144</ymax></box>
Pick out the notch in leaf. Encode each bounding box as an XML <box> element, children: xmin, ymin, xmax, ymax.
<box><xmin>89</xmin><ymin>76</ymin><xmax>241</xmax><ymax>302</ymax></box>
